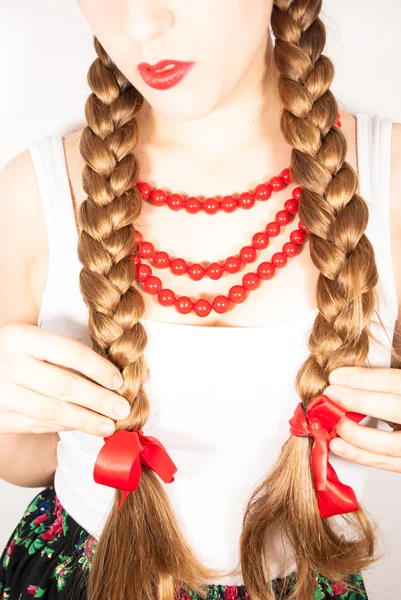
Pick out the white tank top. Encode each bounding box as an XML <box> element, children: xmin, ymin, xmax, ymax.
<box><xmin>29</xmin><ymin>113</ymin><xmax>398</xmax><ymax>585</ymax></box>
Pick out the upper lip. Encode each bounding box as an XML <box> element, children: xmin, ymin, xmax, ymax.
<box><xmin>137</xmin><ymin>59</ymin><xmax>191</xmax><ymax>72</ymax></box>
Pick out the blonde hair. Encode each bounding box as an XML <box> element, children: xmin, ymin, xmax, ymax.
<box><xmin>76</xmin><ymin>1</ymin><xmax>392</xmax><ymax>598</ymax></box>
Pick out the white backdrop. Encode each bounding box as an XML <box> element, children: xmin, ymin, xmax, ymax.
<box><xmin>1</xmin><ymin>1</ymin><xmax>401</xmax><ymax>598</ymax></box>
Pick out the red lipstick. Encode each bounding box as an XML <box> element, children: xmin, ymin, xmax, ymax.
<box><xmin>137</xmin><ymin>59</ymin><xmax>195</xmax><ymax>90</ymax></box>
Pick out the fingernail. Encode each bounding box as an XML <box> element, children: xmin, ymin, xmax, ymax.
<box><xmin>113</xmin><ymin>374</ymin><xmax>124</xmax><ymax>389</ymax></box>
<box><xmin>113</xmin><ymin>402</ymin><xmax>131</xmax><ymax>419</ymax></box>
<box><xmin>326</xmin><ymin>386</ymin><xmax>343</xmax><ymax>401</ymax></box>
<box><xmin>329</xmin><ymin>370</ymin><xmax>347</xmax><ymax>384</ymax></box>
<box><xmin>330</xmin><ymin>439</ymin><xmax>346</xmax><ymax>453</ymax></box>
<box><xmin>99</xmin><ymin>423</ymin><xmax>115</xmax><ymax>435</ymax></box>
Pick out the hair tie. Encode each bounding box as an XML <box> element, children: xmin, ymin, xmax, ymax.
<box><xmin>93</xmin><ymin>429</ymin><xmax>177</xmax><ymax>514</ymax></box>
<box><xmin>289</xmin><ymin>394</ymin><xmax>367</xmax><ymax>518</ymax></box>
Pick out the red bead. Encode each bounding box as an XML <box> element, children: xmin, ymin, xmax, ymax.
<box><xmin>276</xmin><ymin>210</ymin><xmax>291</xmax><ymax>226</ymax></box>
<box><xmin>136</xmin><ymin>263</ymin><xmax>152</xmax><ymax>282</ymax></box>
<box><xmin>158</xmin><ymin>288</ymin><xmax>176</xmax><ymax>306</ymax></box>
<box><xmin>242</xmin><ymin>272</ymin><xmax>261</xmax><ymax>291</ymax></box>
<box><xmin>228</xmin><ymin>285</ymin><xmax>247</xmax><ymax>304</ymax></box>
<box><xmin>133</xmin><ymin>254</ymin><xmax>141</xmax><ymax>265</ymax></box>
<box><xmin>284</xmin><ymin>198</ymin><xmax>298</xmax><ymax>214</ymax></box>
<box><xmin>292</xmin><ymin>187</ymin><xmax>302</xmax><ymax>201</ymax></box>
<box><xmin>139</xmin><ymin>241</ymin><xmax>154</xmax><ymax>259</ymax></box>
<box><xmin>282</xmin><ymin>241</ymin><xmax>299</xmax><ymax>258</ymax></box>
<box><xmin>212</xmin><ymin>295</ymin><xmax>231</xmax><ymax>314</ymax></box>
<box><xmin>149</xmin><ymin>189</ymin><xmax>167</xmax><ymax>206</ymax></box>
<box><xmin>252</xmin><ymin>231</ymin><xmax>269</xmax><ymax>250</ymax></box>
<box><xmin>254</xmin><ymin>184</ymin><xmax>272</xmax><ymax>201</ymax></box>
<box><xmin>137</xmin><ymin>181</ymin><xmax>151</xmax><ymax>199</ymax></box>
<box><xmin>238</xmin><ymin>192</ymin><xmax>255</xmax><ymax>210</ymax></box>
<box><xmin>299</xmin><ymin>221</ymin><xmax>310</xmax><ymax>235</ymax></box>
<box><xmin>272</xmin><ymin>252</ymin><xmax>287</xmax><ymax>268</ymax></box>
<box><xmin>193</xmin><ymin>299</ymin><xmax>212</xmax><ymax>317</ymax></box>
<box><xmin>280</xmin><ymin>168</ymin><xmax>291</xmax><ymax>185</ymax></box>
<box><xmin>257</xmin><ymin>262</ymin><xmax>275</xmax><ymax>280</ymax></box>
<box><xmin>152</xmin><ymin>251</ymin><xmax>170</xmax><ymax>268</ymax></box>
<box><xmin>290</xmin><ymin>229</ymin><xmax>305</xmax><ymax>245</ymax></box>
<box><xmin>220</xmin><ymin>195</ymin><xmax>238</xmax><ymax>213</ymax></box>
<box><xmin>206</xmin><ymin>262</ymin><xmax>225</xmax><ymax>280</ymax></box>
<box><xmin>167</xmin><ymin>193</ymin><xmax>184</xmax><ymax>211</ymax></box>
<box><xmin>187</xmin><ymin>263</ymin><xmax>206</xmax><ymax>281</ymax></box>
<box><xmin>224</xmin><ymin>256</ymin><xmax>242</xmax><ymax>274</ymax></box>
<box><xmin>184</xmin><ymin>196</ymin><xmax>202</xmax><ymax>214</ymax></box>
<box><xmin>134</xmin><ymin>230</ymin><xmax>143</xmax><ymax>244</ymax></box>
<box><xmin>269</xmin><ymin>176</ymin><xmax>285</xmax><ymax>192</ymax></box>
<box><xmin>203</xmin><ymin>197</ymin><xmax>220</xmax><ymax>215</ymax></box>
<box><xmin>143</xmin><ymin>275</ymin><xmax>162</xmax><ymax>294</ymax></box>
<box><xmin>170</xmin><ymin>258</ymin><xmax>188</xmax><ymax>275</ymax></box>
<box><xmin>175</xmin><ymin>296</ymin><xmax>193</xmax><ymax>314</ymax></box>
<box><xmin>266</xmin><ymin>222</ymin><xmax>281</xmax><ymax>237</ymax></box>
<box><xmin>239</xmin><ymin>246</ymin><xmax>257</xmax><ymax>264</ymax></box>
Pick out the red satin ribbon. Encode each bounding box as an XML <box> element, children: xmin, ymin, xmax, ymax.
<box><xmin>289</xmin><ymin>394</ymin><xmax>367</xmax><ymax>519</ymax></box>
<box><xmin>93</xmin><ymin>429</ymin><xmax>177</xmax><ymax>514</ymax></box>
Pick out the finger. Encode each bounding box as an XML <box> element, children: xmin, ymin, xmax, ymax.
<box><xmin>335</xmin><ymin>415</ymin><xmax>401</xmax><ymax>458</ymax></box>
<box><xmin>324</xmin><ymin>384</ymin><xmax>401</xmax><ymax>425</ymax></box>
<box><xmin>6</xmin><ymin>352</ymin><xmax>131</xmax><ymax>421</ymax></box>
<box><xmin>1</xmin><ymin>379</ymin><xmax>116</xmax><ymax>437</ymax></box>
<box><xmin>0</xmin><ymin>411</ymin><xmax>73</xmax><ymax>435</ymax></box>
<box><xmin>1</xmin><ymin>323</ymin><xmax>124</xmax><ymax>391</ymax></box>
<box><xmin>329</xmin><ymin>436</ymin><xmax>401</xmax><ymax>473</ymax></box>
<box><xmin>329</xmin><ymin>366</ymin><xmax>401</xmax><ymax>395</ymax></box>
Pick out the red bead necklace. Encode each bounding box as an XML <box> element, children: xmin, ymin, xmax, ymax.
<box><xmin>134</xmin><ymin>223</ymin><xmax>308</xmax><ymax>318</ymax></box>
<box><xmin>135</xmin><ymin>187</ymin><xmax>303</xmax><ymax>281</ymax></box>
<box><xmin>131</xmin><ymin>114</ymin><xmax>341</xmax><ymax>318</ymax></box>
<box><xmin>136</xmin><ymin>168</ymin><xmax>291</xmax><ymax>214</ymax></box>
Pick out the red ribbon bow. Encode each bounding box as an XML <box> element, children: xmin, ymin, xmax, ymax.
<box><xmin>93</xmin><ymin>429</ymin><xmax>177</xmax><ymax>514</ymax></box>
<box><xmin>289</xmin><ymin>394</ymin><xmax>367</xmax><ymax>519</ymax></box>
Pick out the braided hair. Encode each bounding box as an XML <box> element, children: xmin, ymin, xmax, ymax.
<box><xmin>77</xmin><ymin>1</ymin><xmax>386</xmax><ymax>598</ymax></box>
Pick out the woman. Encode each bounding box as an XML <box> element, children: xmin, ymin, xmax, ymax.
<box><xmin>1</xmin><ymin>1</ymin><xmax>401</xmax><ymax>599</ymax></box>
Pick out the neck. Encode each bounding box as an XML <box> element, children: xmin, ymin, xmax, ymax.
<box><xmin>137</xmin><ymin>33</ymin><xmax>285</xmax><ymax>155</ymax></box>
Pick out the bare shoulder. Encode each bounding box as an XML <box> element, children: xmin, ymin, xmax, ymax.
<box><xmin>390</xmin><ymin>122</ymin><xmax>401</xmax><ymax>329</ymax></box>
<box><xmin>383</xmin><ymin>120</ymin><xmax>401</xmax><ymax>364</ymax></box>
<box><xmin>340</xmin><ymin>109</ymin><xmax>357</xmax><ymax>130</ymax></box>
<box><xmin>391</xmin><ymin>122</ymin><xmax>401</xmax><ymax>181</ymax></box>
<box><xmin>0</xmin><ymin>145</ymin><xmax>48</xmax><ymax>326</ymax></box>
<box><xmin>64</xmin><ymin>129</ymin><xmax>83</xmax><ymax>152</ymax></box>
<box><xmin>0</xmin><ymin>146</ymin><xmax>46</xmax><ymax>259</ymax></box>
<box><xmin>62</xmin><ymin>129</ymin><xmax>86</xmax><ymax>209</ymax></box>
<box><xmin>390</xmin><ymin>122</ymin><xmax>401</xmax><ymax>272</ymax></box>
<box><xmin>63</xmin><ymin>129</ymin><xmax>84</xmax><ymax>175</ymax></box>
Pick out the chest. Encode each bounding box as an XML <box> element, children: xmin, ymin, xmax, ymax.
<box><xmin>29</xmin><ymin>117</ymin><xmax>400</xmax><ymax>334</ymax></box>
<box><xmin>29</xmin><ymin>132</ymin><xmax>325</xmax><ymax>328</ymax></box>
<box><xmin>30</xmin><ymin>197</ymin><xmax>323</xmax><ymax>328</ymax></box>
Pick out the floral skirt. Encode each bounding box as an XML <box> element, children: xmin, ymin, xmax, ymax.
<box><xmin>0</xmin><ymin>486</ymin><xmax>369</xmax><ymax>599</ymax></box>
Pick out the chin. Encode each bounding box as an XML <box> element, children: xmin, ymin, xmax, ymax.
<box><xmin>148</xmin><ymin>93</ymin><xmax>223</xmax><ymax>122</ymax></box>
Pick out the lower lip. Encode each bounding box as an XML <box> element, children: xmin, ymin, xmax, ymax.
<box><xmin>138</xmin><ymin>62</ymin><xmax>195</xmax><ymax>90</ymax></box>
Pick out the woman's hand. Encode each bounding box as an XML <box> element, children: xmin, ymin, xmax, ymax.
<box><xmin>323</xmin><ymin>366</ymin><xmax>401</xmax><ymax>473</ymax></box>
<box><xmin>0</xmin><ymin>323</ymin><xmax>130</xmax><ymax>437</ymax></box>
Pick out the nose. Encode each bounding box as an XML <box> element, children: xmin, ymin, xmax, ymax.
<box><xmin>121</xmin><ymin>0</ymin><xmax>174</xmax><ymax>42</ymax></box>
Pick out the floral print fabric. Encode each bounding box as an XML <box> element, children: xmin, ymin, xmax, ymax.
<box><xmin>0</xmin><ymin>486</ymin><xmax>369</xmax><ymax>599</ymax></box>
